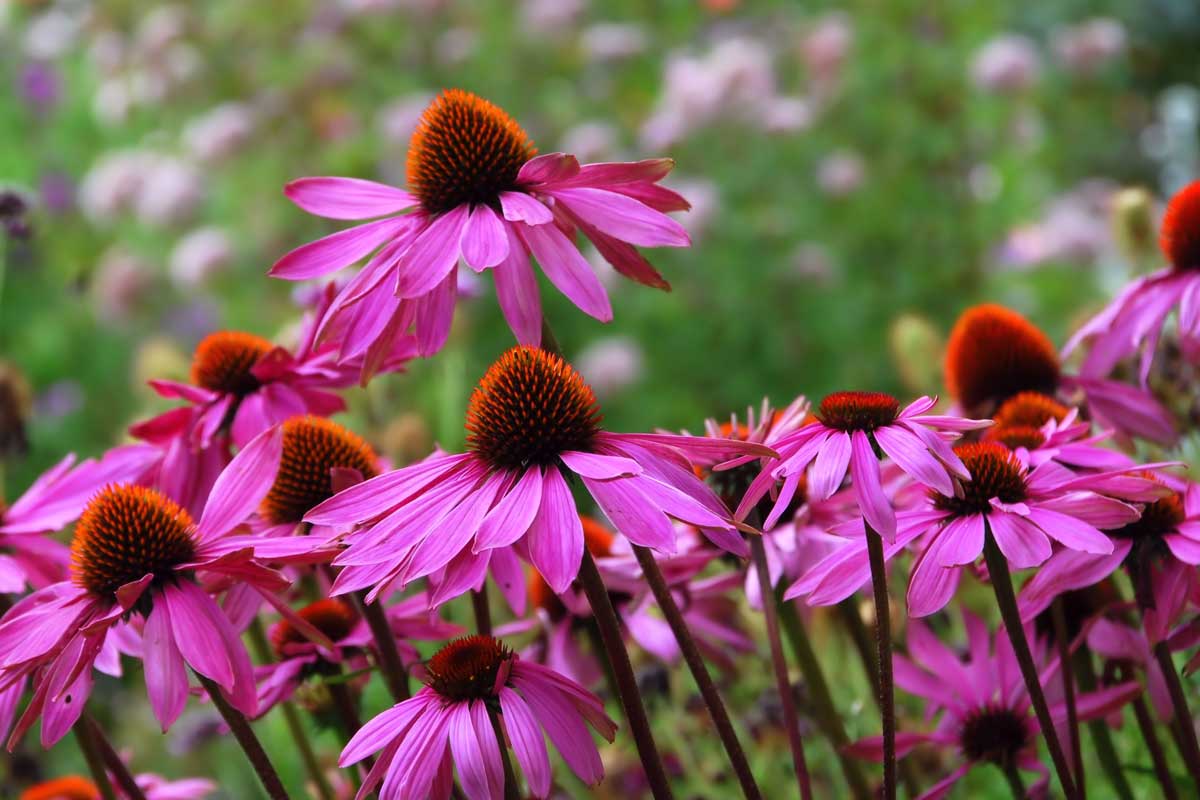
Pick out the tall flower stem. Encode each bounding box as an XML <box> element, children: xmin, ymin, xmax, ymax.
<box><xmin>577</xmin><ymin>549</ymin><xmax>675</xmax><ymax>800</ymax></box>
<box><xmin>776</xmin><ymin>596</ymin><xmax>871</xmax><ymax>799</ymax></box>
<box><xmin>1000</xmin><ymin>761</ymin><xmax>1026</xmax><ymax>799</ymax></box>
<box><xmin>1129</xmin><ymin>687</ymin><xmax>1180</xmax><ymax>800</ymax></box>
<box><xmin>863</xmin><ymin>522</ymin><xmax>896</xmax><ymax>800</ymax></box>
<box><xmin>982</xmin><ymin>533</ymin><xmax>1079</xmax><ymax>799</ymax></box>
<box><xmin>195</xmin><ymin>672</ymin><xmax>291</xmax><ymax>800</ymax></box>
<box><xmin>1073</xmin><ymin>648</ymin><xmax>1134</xmax><ymax>800</ymax></box>
<box><xmin>747</xmin><ymin>533</ymin><xmax>813</xmax><ymax>800</ymax></box>
<box><xmin>353</xmin><ymin>590</ymin><xmax>411</xmax><ymax>701</ymax></box>
<box><xmin>472</xmin><ymin>584</ymin><xmax>493</xmax><ymax>636</ymax></box>
<box><xmin>1051</xmin><ymin>598</ymin><xmax>1083</xmax><ymax>791</ymax></box>
<box><xmin>488</xmin><ymin>706</ymin><xmax>521</xmax><ymax>800</ymax></box>
<box><xmin>73</xmin><ymin>717</ymin><xmax>118</xmax><ymax>800</ymax></box>
<box><xmin>1152</xmin><ymin>641</ymin><xmax>1200</xmax><ymax>776</ymax></box>
<box><xmin>82</xmin><ymin>714</ymin><xmax>147</xmax><ymax>800</ymax></box>
<box><xmin>247</xmin><ymin>618</ymin><xmax>336</xmax><ymax>800</ymax></box>
<box><xmin>632</xmin><ymin>544</ymin><xmax>763</xmax><ymax>800</ymax></box>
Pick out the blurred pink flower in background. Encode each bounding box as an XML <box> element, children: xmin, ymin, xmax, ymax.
<box><xmin>92</xmin><ymin>248</ymin><xmax>154</xmax><ymax>323</ymax></box>
<box><xmin>521</xmin><ymin>0</ymin><xmax>586</xmax><ymax>37</ymax></box>
<box><xmin>799</xmin><ymin>12</ymin><xmax>853</xmax><ymax>92</ymax></box>
<box><xmin>971</xmin><ymin>34</ymin><xmax>1041</xmax><ymax>94</ymax></box>
<box><xmin>575</xmin><ymin>336</ymin><xmax>645</xmax><ymax>398</ymax></box>
<box><xmin>1053</xmin><ymin>18</ymin><xmax>1126</xmax><ymax>76</ymax></box>
<box><xmin>816</xmin><ymin>151</ymin><xmax>866</xmax><ymax>197</ymax></box>
<box><xmin>581</xmin><ymin>23</ymin><xmax>648</xmax><ymax>63</ymax></box>
<box><xmin>183</xmin><ymin>103</ymin><xmax>257</xmax><ymax>164</ymax></box>
<box><xmin>169</xmin><ymin>227</ymin><xmax>234</xmax><ymax>289</ymax></box>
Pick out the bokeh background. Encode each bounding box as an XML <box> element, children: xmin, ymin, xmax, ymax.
<box><xmin>2</xmin><ymin>0</ymin><xmax>1199</xmax><ymax>796</ymax></box>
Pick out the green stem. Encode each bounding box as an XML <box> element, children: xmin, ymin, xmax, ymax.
<box><xmin>1073</xmin><ymin>648</ymin><xmax>1134</xmax><ymax>800</ymax></box>
<box><xmin>354</xmin><ymin>591</ymin><xmax>411</xmax><ymax>702</ymax></box>
<box><xmin>777</xmin><ymin>596</ymin><xmax>871</xmax><ymax>800</ymax></box>
<box><xmin>632</xmin><ymin>544</ymin><xmax>762</xmax><ymax>800</ymax></box>
<box><xmin>1000</xmin><ymin>761</ymin><xmax>1026</xmax><ymax>799</ymax></box>
<box><xmin>1051</xmin><ymin>598</ymin><xmax>1083</xmax><ymax>792</ymax></box>
<box><xmin>1153</xmin><ymin>640</ymin><xmax>1200</xmax><ymax>777</ymax></box>
<box><xmin>195</xmin><ymin>672</ymin><xmax>291</xmax><ymax>800</ymax></box>
<box><xmin>982</xmin><ymin>533</ymin><xmax>1079</xmax><ymax>799</ymax></box>
<box><xmin>1129</xmin><ymin>691</ymin><xmax>1179</xmax><ymax>800</ymax></box>
<box><xmin>864</xmin><ymin>523</ymin><xmax>896</xmax><ymax>800</ymax></box>
<box><xmin>73</xmin><ymin>718</ymin><xmax>118</xmax><ymax>800</ymax></box>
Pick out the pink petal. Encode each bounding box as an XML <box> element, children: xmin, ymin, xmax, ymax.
<box><xmin>521</xmin><ymin>222</ymin><xmax>612</xmax><ymax>322</ymax></box>
<box><xmin>461</xmin><ymin>205</ymin><xmax>510</xmax><ymax>271</ymax></box>
<box><xmin>414</xmin><ymin>270</ymin><xmax>457</xmax><ymax>356</ymax></box>
<box><xmin>933</xmin><ymin>514</ymin><xmax>985</xmax><ymax>567</ymax></box>
<box><xmin>517</xmin><ymin>153</ymin><xmax>580</xmax><ymax>185</ymax></box>
<box><xmin>548</xmin><ymin>187</ymin><xmax>689</xmax><ymax>247</ymax></box>
<box><xmin>525</xmin><ymin>467</ymin><xmax>584</xmax><ymax>593</ymax></box>
<box><xmin>906</xmin><ymin>535</ymin><xmax>962</xmax><ymax>618</ymax></box>
<box><xmin>582</xmin><ymin>475</ymin><xmax>676</xmax><ymax>552</ymax></box>
<box><xmin>143</xmin><ymin>599</ymin><xmax>188</xmax><ymax>731</ymax></box>
<box><xmin>162</xmin><ymin>582</ymin><xmax>234</xmax><ymax>689</ymax></box>
<box><xmin>396</xmin><ymin>205</ymin><xmax>470</xmax><ymax>298</ymax></box>
<box><xmin>340</xmin><ymin>693</ymin><xmax>431</xmax><ymax>766</ymax></box>
<box><xmin>284</xmin><ymin>177</ymin><xmax>415</xmax><ymax>220</ymax></box>
<box><xmin>499</xmin><ymin>191</ymin><xmax>553</xmax><ymax>225</ymax></box>
<box><xmin>559</xmin><ymin>451</ymin><xmax>642</xmax><ymax>480</ymax></box>
<box><xmin>447</xmin><ymin>701</ymin><xmax>498</xmax><ymax>800</ymax></box>
<box><xmin>196</xmin><ymin>425</ymin><xmax>283</xmax><ymax>540</ymax></box>
<box><xmin>509</xmin><ymin>674</ymin><xmax>604</xmax><ymax>786</ymax></box>
<box><xmin>499</xmin><ymin>687</ymin><xmax>551</xmax><ymax>797</ymax></box>
<box><xmin>987</xmin><ymin>512</ymin><xmax>1052</xmax><ymax>569</ymax></box>
<box><xmin>1025</xmin><ymin>507</ymin><xmax>1114</xmax><ymax>555</ymax></box>
<box><xmin>492</xmin><ymin>228</ymin><xmax>542</xmax><ymax>345</ymax></box>
<box><xmin>270</xmin><ymin>216</ymin><xmax>412</xmax><ymax>280</ymax></box>
<box><xmin>873</xmin><ymin>425</ymin><xmax>953</xmax><ymax>495</ymax></box>
<box><xmin>808</xmin><ymin>431</ymin><xmax>851</xmax><ymax>500</ymax></box>
<box><xmin>475</xmin><ymin>468</ymin><xmax>543</xmax><ymax>551</ymax></box>
<box><xmin>850</xmin><ymin>430</ymin><xmax>896</xmax><ymax>540</ymax></box>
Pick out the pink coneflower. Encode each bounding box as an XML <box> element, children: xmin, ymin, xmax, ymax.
<box><xmin>271</xmin><ymin>89</ymin><xmax>690</xmax><ymax>357</ymax></box>
<box><xmin>946</xmin><ymin>303</ymin><xmax>1176</xmax><ymax>443</ymax></box>
<box><xmin>983</xmin><ymin>394</ymin><xmax>1132</xmax><ymax>472</ymax></box>
<box><xmin>846</xmin><ymin>612</ymin><xmax>1140</xmax><ymax>794</ymax></box>
<box><xmin>1087</xmin><ymin>616</ymin><xmax>1176</xmax><ymax>723</ymax></box>
<box><xmin>309</xmin><ymin>346</ymin><xmax>766</xmax><ymax>604</ymax></box>
<box><xmin>1020</xmin><ymin>476</ymin><xmax>1200</xmax><ymax>643</ymax></box>
<box><xmin>19</xmin><ymin>772</ymin><xmax>216</xmax><ymax>800</ymax></box>
<box><xmin>791</xmin><ymin>442</ymin><xmax>1139</xmax><ymax>614</ymax></box>
<box><xmin>0</xmin><ymin>432</ymin><xmax>293</xmax><ymax>744</ymax></box>
<box><xmin>340</xmin><ymin>635</ymin><xmax>616</xmax><ymax>800</ymax></box>
<box><xmin>736</xmin><ymin>392</ymin><xmax>988</xmax><ymax>539</ymax></box>
<box><xmin>0</xmin><ymin>452</ymin><xmax>147</xmax><ymax>592</ymax></box>
<box><xmin>1066</xmin><ymin>181</ymin><xmax>1200</xmax><ymax>382</ymax></box>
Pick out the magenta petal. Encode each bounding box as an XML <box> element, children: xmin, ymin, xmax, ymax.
<box><xmin>521</xmin><ymin>222</ymin><xmax>613</xmax><ymax>322</ymax></box>
<box><xmin>549</xmin><ymin>187</ymin><xmax>689</xmax><ymax>248</ymax></box>
<box><xmin>196</xmin><ymin>425</ymin><xmax>283</xmax><ymax>540</ymax></box>
<box><xmin>414</xmin><ymin>270</ymin><xmax>457</xmax><ymax>356</ymax></box>
<box><xmin>1164</xmin><ymin>533</ymin><xmax>1200</xmax><ymax>564</ymax></box>
<box><xmin>809</xmin><ymin>431</ymin><xmax>851</xmax><ymax>500</ymax></box>
<box><xmin>873</xmin><ymin>425</ymin><xmax>953</xmax><ymax>495</ymax></box>
<box><xmin>1025</xmin><ymin>507</ymin><xmax>1114</xmax><ymax>555</ymax></box>
<box><xmin>582</xmin><ymin>475</ymin><xmax>676</xmax><ymax>552</ymax></box>
<box><xmin>517</xmin><ymin>153</ymin><xmax>580</xmax><ymax>185</ymax></box>
<box><xmin>906</xmin><ymin>535</ymin><xmax>962</xmax><ymax>618</ymax></box>
<box><xmin>396</xmin><ymin>205</ymin><xmax>470</xmax><ymax>298</ymax></box>
<box><xmin>492</xmin><ymin>228</ymin><xmax>542</xmax><ymax>346</ymax></box>
<box><xmin>850</xmin><ymin>430</ymin><xmax>896</xmax><ymax>540</ymax></box>
<box><xmin>461</xmin><ymin>205</ymin><xmax>510</xmax><ymax>271</ymax></box>
<box><xmin>987</xmin><ymin>512</ymin><xmax>1052</xmax><ymax>569</ymax></box>
<box><xmin>933</xmin><ymin>514</ymin><xmax>985</xmax><ymax>567</ymax></box>
<box><xmin>509</xmin><ymin>674</ymin><xmax>604</xmax><ymax>786</ymax></box>
<box><xmin>499</xmin><ymin>191</ymin><xmax>553</xmax><ymax>225</ymax></box>
<box><xmin>284</xmin><ymin>177</ymin><xmax>415</xmax><ymax>220</ymax></box>
<box><xmin>270</xmin><ymin>216</ymin><xmax>412</xmax><ymax>280</ymax></box>
<box><xmin>475</xmin><ymin>468</ymin><xmax>542</xmax><ymax>551</ymax></box>
<box><xmin>559</xmin><ymin>450</ymin><xmax>642</xmax><ymax>479</ymax></box>
<box><xmin>447</xmin><ymin>701</ymin><xmax>497</xmax><ymax>800</ymax></box>
<box><xmin>499</xmin><ymin>687</ymin><xmax>551</xmax><ymax>797</ymax></box>
<box><xmin>525</xmin><ymin>467</ymin><xmax>584</xmax><ymax>593</ymax></box>
<box><xmin>162</xmin><ymin>582</ymin><xmax>234</xmax><ymax>689</ymax></box>
<box><xmin>340</xmin><ymin>694</ymin><xmax>431</xmax><ymax>766</ymax></box>
<box><xmin>144</xmin><ymin>600</ymin><xmax>188</xmax><ymax>732</ymax></box>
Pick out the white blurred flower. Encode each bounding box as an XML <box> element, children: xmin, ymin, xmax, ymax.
<box><xmin>799</xmin><ymin>12</ymin><xmax>852</xmax><ymax>86</ymax></box>
<box><xmin>89</xmin><ymin>30</ymin><xmax>127</xmax><ymax>75</ymax></box>
<box><xmin>183</xmin><ymin>103</ymin><xmax>256</xmax><ymax>163</ymax></box>
<box><xmin>762</xmin><ymin>96</ymin><xmax>815</xmax><ymax>133</ymax></box>
<box><xmin>575</xmin><ymin>336</ymin><xmax>644</xmax><ymax>398</ymax></box>
<box><xmin>816</xmin><ymin>151</ymin><xmax>865</xmax><ymax>196</ymax></box>
<box><xmin>24</xmin><ymin>7</ymin><xmax>85</xmax><ymax>60</ymax></box>
<box><xmin>970</xmin><ymin>34</ymin><xmax>1040</xmax><ymax>94</ymax></box>
<box><xmin>1053</xmin><ymin>18</ymin><xmax>1126</xmax><ymax>75</ymax></box>
<box><xmin>165</xmin><ymin>43</ymin><xmax>203</xmax><ymax>83</ymax></box>
<box><xmin>377</xmin><ymin>92</ymin><xmax>434</xmax><ymax>148</ymax></box>
<box><xmin>134</xmin><ymin>156</ymin><xmax>204</xmax><ymax>227</ymax></box>
<box><xmin>78</xmin><ymin>150</ymin><xmax>152</xmax><ymax>224</ymax></box>
<box><xmin>998</xmin><ymin>180</ymin><xmax>1116</xmax><ymax>268</ymax></box>
<box><xmin>136</xmin><ymin>5</ymin><xmax>188</xmax><ymax>58</ymax></box>
<box><xmin>665</xmin><ymin>177</ymin><xmax>718</xmax><ymax>239</ymax></box>
<box><xmin>437</xmin><ymin>27</ymin><xmax>478</xmax><ymax>66</ymax></box>
<box><xmin>789</xmin><ymin>242</ymin><xmax>835</xmax><ymax>284</ymax></box>
<box><xmin>560</xmin><ymin>122</ymin><xmax>619</xmax><ymax>163</ymax></box>
<box><xmin>92</xmin><ymin>78</ymin><xmax>134</xmax><ymax>126</ymax></box>
<box><xmin>169</xmin><ymin>227</ymin><xmax>233</xmax><ymax>288</ymax></box>
<box><xmin>521</xmin><ymin>0</ymin><xmax>586</xmax><ymax>36</ymax></box>
<box><xmin>93</xmin><ymin>248</ymin><xmax>154</xmax><ymax>323</ymax></box>
<box><xmin>581</xmin><ymin>23</ymin><xmax>648</xmax><ymax>62</ymax></box>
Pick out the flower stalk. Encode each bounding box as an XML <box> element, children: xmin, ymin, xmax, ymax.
<box><xmin>1152</xmin><ymin>641</ymin><xmax>1200</xmax><ymax>777</ymax></box>
<box><xmin>472</xmin><ymin>584</ymin><xmax>493</xmax><ymax>637</ymax></box>
<box><xmin>1051</xmin><ymin>597</ymin><xmax>1083</xmax><ymax>791</ymax></box>
<box><xmin>73</xmin><ymin>717</ymin><xmax>119</xmax><ymax>800</ymax></box>
<box><xmin>353</xmin><ymin>590</ymin><xmax>411</xmax><ymax>702</ymax></box>
<box><xmin>195</xmin><ymin>672</ymin><xmax>292</xmax><ymax>800</ymax></box>
<box><xmin>1073</xmin><ymin>647</ymin><xmax>1134</xmax><ymax>800</ymax></box>
<box><xmin>1128</xmin><ymin>683</ymin><xmax>1180</xmax><ymax>800</ymax></box>
<box><xmin>488</xmin><ymin>706</ymin><xmax>521</xmax><ymax>800</ymax></box>
<box><xmin>864</xmin><ymin>521</ymin><xmax>896</xmax><ymax>800</ymax></box>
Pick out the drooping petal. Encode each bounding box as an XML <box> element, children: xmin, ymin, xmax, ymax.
<box><xmin>340</xmin><ymin>693</ymin><xmax>432</xmax><ymax>766</ymax></box>
<box><xmin>548</xmin><ymin>187</ymin><xmax>689</xmax><ymax>248</ymax></box>
<box><xmin>143</xmin><ymin>599</ymin><xmax>188</xmax><ymax>732</ymax></box>
<box><xmin>474</xmin><ymin>468</ymin><xmax>542</xmax><ymax>552</ymax></box>
<box><xmin>808</xmin><ymin>431</ymin><xmax>851</xmax><ymax>500</ymax></box>
<box><xmin>874</xmin><ymin>425</ymin><xmax>954</xmax><ymax>495</ymax></box>
<box><xmin>521</xmin><ymin>222</ymin><xmax>612</xmax><ymax>322</ymax></box>
<box><xmin>461</xmin><ymin>205</ymin><xmax>510</xmax><ymax>271</ymax></box>
<box><xmin>162</xmin><ymin>582</ymin><xmax>234</xmax><ymax>689</ymax></box>
<box><xmin>987</xmin><ymin>512</ymin><xmax>1052</xmax><ymax>570</ymax></box>
<box><xmin>850</xmin><ymin>430</ymin><xmax>896</xmax><ymax>540</ymax></box>
<box><xmin>525</xmin><ymin>467</ymin><xmax>584</xmax><ymax>593</ymax></box>
<box><xmin>447</xmin><ymin>701</ymin><xmax>498</xmax><ymax>800</ymax></box>
<box><xmin>197</xmin><ymin>425</ymin><xmax>283</xmax><ymax>540</ymax></box>
<box><xmin>270</xmin><ymin>217</ymin><xmax>414</xmax><ymax>280</ymax></box>
<box><xmin>1026</xmin><ymin>507</ymin><xmax>1114</xmax><ymax>555</ymax></box>
<box><xmin>499</xmin><ymin>687</ymin><xmax>551</xmax><ymax>797</ymax></box>
<box><xmin>492</xmin><ymin>229</ymin><xmax>542</xmax><ymax>346</ymax></box>
<box><xmin>396</xmin><ymin>205</ymin><xmax>470</xmax><ymax>299</ymax></box>
<box><xmin>284</xmin><ymin>177</ymin><xmax>415</xmax><ymax>220</ymax></box>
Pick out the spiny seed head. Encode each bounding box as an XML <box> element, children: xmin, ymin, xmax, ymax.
<box><xmin>984</xmin><ymin>424</ymin><xmax>1045</xmax><ymax>451</ymax></box>
<box><xmin>270</xmin><ymin>598</ymin><xmax>358</xmax><ymax>658</ymax></box>
<box><xmin>466</xmin><ymin>346</ymin><xmax>602</xmax><ymax>470</ymax></box>
<box><xmin>944</xmin><ymin>305</ymin><xmax>1060</xmax><ymax>411</ymax></box>
<box><xmin>191</xmin><ymin>331</ymin><xmax>274</xmax><ymax>395</ymax></box>
<box><xmin>993</xmin><ymin>392</ymin><xmax>1069</xmax><ymax>430</ymax></box>
<box><xmin>262</xmin><ymin>416</ymin><xmax>379</xmax><ymax>524</ymax></box>
<box><xmin>932</xmin><ymin>442</ymin><xmax>1027</xmax><ymax>516</ymax></box>
<box><xmin>425</xmin><ymin>635</ymin><xmax>513</xmax><ymax>701</ymax></box>
<box><xmin>817</xmin><ymin>391</ymin><xmax>900</xmax><ymax>432</ymax></box>
<box><xmin>19</xmin><ymin>777</ymin><xmax>100</xmax><ymax>800</ymax></box>
<box><xmin>71</xmin><ymin>485</ymin><xmax>197</xmax><ymax>601</ymax></box>
<box><xmin>959</xmin><ymin>705</ymin><xmax>1030</xmax><ymax>765</ymax></box>
<box><xmin>407</xmin><ymin>89</ymin><xmax>536</xmax><ymax>215</ymax></box>
<box><xmin>1161</xmin><ymin>180</ymin><xmax>1200</xmax><ymax>270</ymax></box>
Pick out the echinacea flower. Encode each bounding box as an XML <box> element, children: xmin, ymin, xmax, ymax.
<box><xmin>736</xmin><ymin>392</ymin><xmax>988</xmax><ymax>539</ymax></box>
<box><xmin>0</xmin><ymin>431</ymin><xmax>295</xmax><ymax>745</ymax></box>
<box><xmin>18</xmin><ymin>772</ymin><xmax>216</xmax><ymax>800</ymax></box>
<box><xmin>271</xmin><ymin>89</ymin><xmax>690</xmax><ymax>358</ymax></box>
<box><xmin>791</xmin><ymin>442</ymin><xmax>1138</xmax><ymax>614</ymax></box>
<box><xmin>340</xmin><ymin>635</ymin><xmax>616</xmax><ymax>800</ymax></box>
<box><xmin>1065</xmin><ymin>180</ymin><xmax>1200</xmax><ymax>381</ymax></box>
<box><xmin>983</xmin><ymin>394</ymin><xmax>1132</xmax><ymax>472</ymax></box>
<box><xmin>308</xmin><ymin>346</ymin><xmax>767</xmax><ymax>606</ymax></box>
<box><xmin>845</xmin><ymin>612</ymin><xmax>1140</xmax><ymax>798</ymax></box>
<box><xmin>946</xmin><ymin>303</ymin><xmax>1175</xmax><ymax>443</ymax></box>
<box><xmin>1020</xmin><ymin>475</ymin><xmax>1200</xmax><ymax>643</ymax></box>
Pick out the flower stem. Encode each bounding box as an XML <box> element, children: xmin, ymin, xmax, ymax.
<box><xmin>1129</xmin><ymin>686</ymin><xmax>1180</xmax><ymax>800</ymax></box>
<box><xmin>472</xmin><ymin>584</ymin><xmax>493</xmax><ymax>637</ymax></box>
<box><xmin>982</xmin><ymin>532</ymin><xmax>1079</xmax><ymax>800</ymax></box>
<box><xmin>353</xmin><ymin>590</ymin><xmax>411</xmax><ymax>702</ymax></box>
<box><xmin>863</xmin><ymin>522</ymin><xmax>896</xmax><ymax>800</ymax></box>
<box><xmin>577</xmin><ymin>549</ymin><xmax>675</xmax><ymax>800</ymax></box>
<box><xmin>1073</xmin><ymin>647</ymin><xmax>1134</xmax><ymax>800</ymax></box>
<box><xmin>195</xmin><ymin>672</ymin><xmax>291</xmax><ymax>800</ymax></box>
<box><xmin>632</xmin><ymin>544</ymin><xmax>762</xmax><ymax>800</ymax></box>
<box><xmin>748</xmin><ymin>534</ymin><xmax>813</xmax><ymax>800</ymax></box>
<box><xmin>1000</xmin><ymin>760</ymin><xmax>1026</xmax><ymax>799</ymax></box>
<box><xmin>82</xmin><ymin>714</ymin><xmax>147</xmax><ymax>800</ymax></box>
<box><xmin>776</xmin><ymin>593</ymin><xmax>871</xmax><ymax>799</ymax></box>
<box><xmin>1152</xmin><ymin>640</ymin><xmax>1200</xmax><ymax>777</ymax></box>
<box><xmin>73</xmin><ymin>717</ymin><xmax>118</xmax><ymax>800</ymax></box>
<box><xmin>488</xmin><ymin>705</ymin><xmax>521</xmax><ymax>800</ymax></box>
<box><xmin>247</xmin><ymin>618</ymin><xmax>336</xmax><ymax>800</ymax></box>
<box><xmin>1051</xmin><ymin>598</ymin><xmax>1083</xmax><ymax>792</ymax></box>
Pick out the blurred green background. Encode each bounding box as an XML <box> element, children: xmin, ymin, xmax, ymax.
<box><xmin>2</xmin><ymin>0</ymin><xmax>1199</xmax><ymax>797</ymax></box>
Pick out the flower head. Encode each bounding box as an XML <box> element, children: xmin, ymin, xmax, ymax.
<box><xmin>272</xmin><ymin>89</ymin><xmax>690</xmax><ymax>359</ymax></box>
<box><xmin>945</xmin><ymin>304</ymin><xmax>1059</xmax><ymax>412</ymax></box>
<box><xmin>340</xmin><ymin>635</ymin><xmax>615</xmax><ymax>800</ymax></box>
